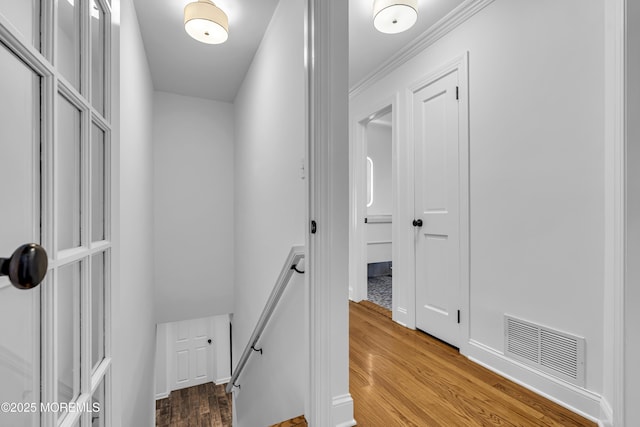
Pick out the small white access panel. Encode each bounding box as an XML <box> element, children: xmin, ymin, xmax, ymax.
<box><xmin>414</xmin><ymin>70</ymin><xmax>462</xmax><ymax>347</ymax></box>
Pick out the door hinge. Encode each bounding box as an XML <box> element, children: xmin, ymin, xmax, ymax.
<box><xmin>457</xmin><ymin>310</ymin><xmax>461</xmax><ymax>324</ymax></box>
<box><xmin>310</xmin><ymin>220</ymin><xmax>317</xmax><ymax>234</ymax></box>
<box><xmin>455</xmin><ymin>86</ymin><xmax>459</xmax><ymax>100</ymax></box>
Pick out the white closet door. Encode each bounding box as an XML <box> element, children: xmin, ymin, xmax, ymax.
<box><xmin>414</xmin><ymin>70</ymin><xmax>462</xmax><ymax>348</ymax></box>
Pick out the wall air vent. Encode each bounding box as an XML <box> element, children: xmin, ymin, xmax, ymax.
<box><xmin>504</xmin><ymin>315</ymin><xmax>585</xmax><ymax>387</ymax></box>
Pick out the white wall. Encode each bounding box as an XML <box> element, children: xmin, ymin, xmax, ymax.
<box><xmin>366</xmin><ymin>122</ymin><xmax>392</xmax><ymax>216</ymax></box>
<box><xmin>232</xmin><ymin>275</ymin><xmax>305</xmax><ymax>426</ymax></box>
<box><xmin>118</xmin><ymin>0</ymin><xmax>156</xmax><ymax>425</ymax></box>
<box><xmin>625</xmin><ymin>1</ymin><xmax>640</xmax><ymax>424</ymax></box>
<box><xmin>232</xmin><ymin>0</ymin><xmax>306</xmax><ymax>424</ymax></box>
<box><xmin>213</xmin><ymin>315</ymin><xmax>232</xmax><ymax>383</ymax></box>
<box><xmin>152</xmin><ymin>91</ymin><xmax>234</xmax><ymax>324</ymax></box>
<box><xmin>154</xmin><ymin>323</ymin><xmax>170</xmax><ymax>399</ymax></box>
<box><xmin>350</xmin><ymin>0</ymin><xmax>605</xmax><ymax>419</ymax></box>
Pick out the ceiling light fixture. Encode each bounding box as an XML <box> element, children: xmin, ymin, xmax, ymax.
<box><xmin>373</xmin><ymin>0</ymin><xmax>418</xmax><ymax>34</ymax></box>
<box><xmin>184</xmin><ymin>0</ymin><xmax>229</xmax><ymax>45</ymax></box>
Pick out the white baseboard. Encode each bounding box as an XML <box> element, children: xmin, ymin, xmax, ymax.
<box><xmin>215</xmin><ymin>376</ymin><xmax>231</xmax><ymax>385</ymax></box>
<box><xmin>394</xmin><ymin>306</ymin><xmax>410</xmax><ymax>328</ymax></box>
<box><xmin>464</xmin><ymin>340</ymin><xmax>602</xmax><ymax>423</ymax></box>
<box><xmin>332</xmin><ymin>394</ymin><xmax>356</xmax><ymax>427</ymax></box>
<box><xmin>155</xmin><ymin>392</ymin><xmax>169</xmax><ymax>400</ymax></box>
<box><xmin>598</xmin><ymin>398</ymin><xmax>613</xmax><ymax>427</ymax></box>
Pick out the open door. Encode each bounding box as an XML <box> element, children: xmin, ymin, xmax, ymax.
<box><xmin>0</xmin><ymin>1</ymin><xmax>115</xmax><ymax>425</ymax></box>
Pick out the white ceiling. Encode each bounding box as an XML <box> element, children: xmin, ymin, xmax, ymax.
<box><xmin>349</xmin><ymin>0</ymin><xmax>464</xmax><ymax>87</ymax></box>
<box><xmin>133</xmin><ymin>0</ymin><xmax>280</xmax><ymax>102</ymax></box>
<box><xmin>133</xmin><ymin>0</ymin><xmax>463</xmax><ymax>103</ymax></box>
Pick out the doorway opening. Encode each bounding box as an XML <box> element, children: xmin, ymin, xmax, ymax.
<box><xmin>364</xmin><ymin>110</ymin><xmax>393</xmax><ymax>312</ymax></box>
<box><xmin>350</xmin><ymin>102</ymin><xmax>397</xmax><ymax>317</ymax></box>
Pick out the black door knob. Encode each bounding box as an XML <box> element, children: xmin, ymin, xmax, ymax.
<box><xmin>0</xmin><ymin>243</ymin><xmax>48</xmax><ymax>290</ymax></box>
<box><xmin>208</xmin><ymin>339</ymin><xmax>212</xmax><ymax>345</ymax></box>
<box><xmin>412</xmin><ymin>219</ymin><xmax>423</xmax><ymax>227</ymax></box>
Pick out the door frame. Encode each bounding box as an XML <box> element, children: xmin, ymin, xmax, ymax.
<box><xmin>349</xmin><ymin>97</ymin><xmax>398</xmax><ymax>309</ymax></box>
<box><xmin>410</xmin><ymin>66</ymin><xmax>464</xmax><ymax>348</ymax></box>
<box><xmin>306</xmin><ymin>1</ymin><xmax>353</xmax><ymax>425</ymax></box>
<box><xmin>605</xmin><ymin>0</ymin><xmax>631</xmax><ymax>425</ymax></box>
<box><xmin>405</xmin><ymin>53</ymin><xmax>470</xmax><ymax>345</ymax></box>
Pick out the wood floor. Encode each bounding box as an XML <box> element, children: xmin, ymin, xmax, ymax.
<box><xmin>350</xmin><ymin>301</ymin><xmax>596</xmax><ymax>426</ymax></box>
<box><xmin>155</xmin><ymin>382</ymin><xmax>232</xmax><ymax>427</ymax></box>
<box><xmin>269</xmin><ymin>415</ymin><xmax>308</xmax><ymax>427</ymax></box>
<box><xmin>155</xmin><ymin>303</ymin><xmax>595</xmax><ymax>426</ymax></box>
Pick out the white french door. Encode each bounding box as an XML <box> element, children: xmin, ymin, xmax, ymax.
<box><xmin>413</xmin><ymin>70</ymin><xmax>462</xmax><ymax>348</ymax></box>
<box><xmin>0</xmin><ymin>1</ymin><xmax>113</xmax><ymax>426</ymax></box>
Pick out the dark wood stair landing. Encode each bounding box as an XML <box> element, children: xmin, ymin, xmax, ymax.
<box><xmin>269</xmin><ymin>415</ymin><xmax>308</xmax><ymax>427</ymax></box>
<box><xmin>156</xmin><ymin>382</ymin><xmax>232</xmax><ymax>427</ymax></box>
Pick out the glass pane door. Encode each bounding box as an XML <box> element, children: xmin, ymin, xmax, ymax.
<box><xmin>1</xmin><ymin>1</ymin><xmax>113</xmax><ymax>425</ymax></box>
<box><xmin>0</xmin><ymin>43</ymin><xmax>41</xmax><ymax>427</ymax></box>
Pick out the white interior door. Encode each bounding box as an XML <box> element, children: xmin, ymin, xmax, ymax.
<box><xmin>414</xmin><ymin>70</ymin><xmax>461</xmax><ymax>347</ymax></box>
<box><xmin>172</xmin><ymin>317</ymin><xmax>214</xmax><ymax>390</ymax></box>
<box><xmin>1</xmin><ymin>1</ymin><xmax>114</xmax><ymax>425</ymax></box>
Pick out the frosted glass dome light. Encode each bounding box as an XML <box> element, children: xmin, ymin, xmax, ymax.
<box><xmin>373</xmin><ymin>0</ymin><xmax>418</xmax><ymax>34</ymax></box>
<box><xmin>184</xmin><ymin>0</ymin><xmax>229</xmax><ymax>45</ymax></box>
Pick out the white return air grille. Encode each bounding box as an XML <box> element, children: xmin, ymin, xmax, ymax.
<box><xmin>504</xmin><ymin>315</ymin><xmax>585</xmax><ymax>387</ymax></box>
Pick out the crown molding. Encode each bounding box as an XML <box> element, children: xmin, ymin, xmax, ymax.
<box><xmin>349</xmin><ymin>0</ymin><xmax>495</xmax><ymax>99</ymax></box>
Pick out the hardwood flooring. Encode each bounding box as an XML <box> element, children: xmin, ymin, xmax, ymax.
<box><xmin>269</xmin><ymin>415</ymin><xmax>308</xmax><ymax>427</ymax></box>
<box><xmin>155</xmin><ymin>382</ymin><xmax>232</xmax><ymax>427</ymax></box>
<box><xmin>155</xmin><ymin>303</ymin><xmax>595</xmax><ymax>426</ymax></box>
<box><xmin>350</xmin><ymin>301</ymin><xmax>596</xmax><ymax>426</ymax></box>
<box><xmin>359</xmin><ymin>300</ymin><xmax>392</xmax><ymax>319</ymax></box>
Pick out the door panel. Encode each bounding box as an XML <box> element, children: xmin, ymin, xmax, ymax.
<box><xmin>90</xmin><ymin>0</ymin><xmax>106</xmax><ymax>114</ymax></box>
<box><xmin>423</xmin><ymin>234</ymin><xmax>449</xmax><ymax>313</ymax></box>
<box><xmin>0</xmin><ymin>287</ymin><xmax>40</xmax><ymax>427</ymax></box>
<box><xmin>56</xmin><ymin>0</ymin><xmax>80</xmax><ymax>89</ymax></box>
<box><xmin>56</xmin><ymin>94</ymin><xmax>82</xmax><ymax>251</ymax></box>
<box><xmin>92</xmin><ymin>378</ymin><xmax>106</xmax><ymax>427</ymax></box>
<box><xmin>0</xmin><ymin>43</ymin><xmax>41</xmax><ymax>427</ymax></box>
<box><xmin>0</xmin><ymin>45</ymin><xmax>40</xmax><ymax>255</ymax></box>
<box><xmin>172</xmin><ymin>317</ymin><xmax>213</xmax><ymax>390</ymax></box>
<box><xmin>177</xmin><ymin>351</ymin><xmax>189</xmax><ymax>384</ymax></box>
<box><xmin>414</xmin><ymin>71</ymin><xmax>461</xmax><ymax>347</ymax></box>
<box><xmin>91</xmin><ymin>124</ymin><xmax>106</xmax><ymax>242</ymax></box>
<box><xmin>0</xmin><ymin>1</ymin><xmax>41</xmax><ymax>50</ymax></box>
<box><xmin>56</xmin><ymin>262</ymin><xmax>81</xmax><ymax>406</ymax></box>
<box><xmin>195</xmin><ymin>347</ymin><xmax>207</xmax><ymax>380</ymax></box>
<box><xmin>91</xmin><ymin>252</ymin><xmax>105</xmax><ymax>370</ymax></box>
